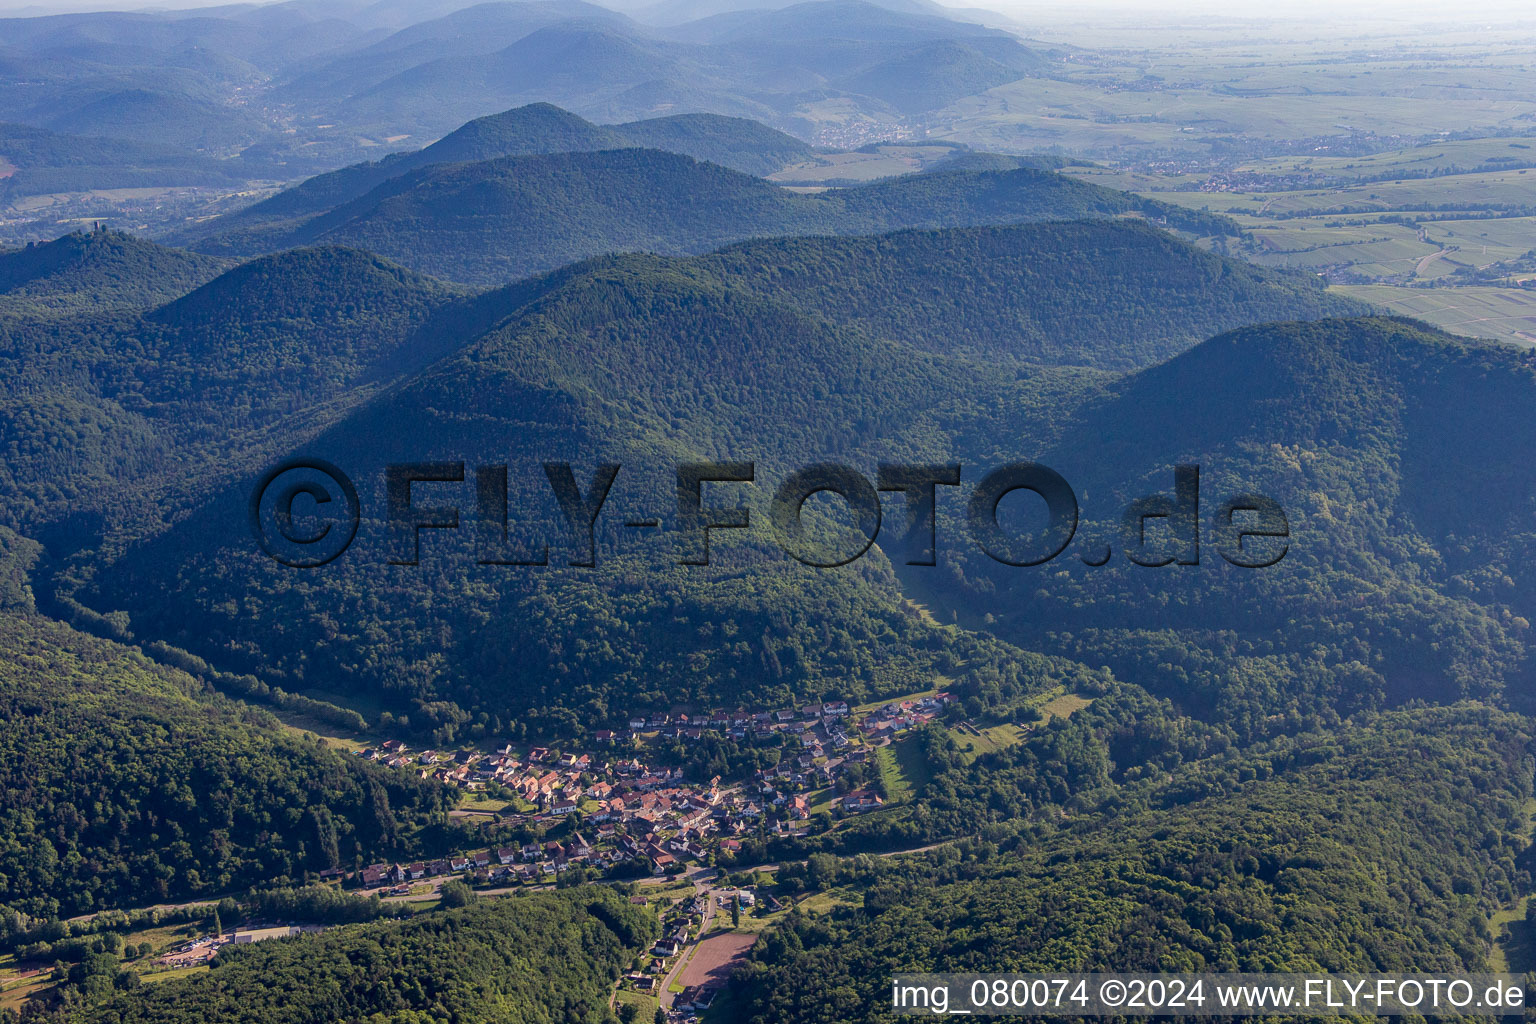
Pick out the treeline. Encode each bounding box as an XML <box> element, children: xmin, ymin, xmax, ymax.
<box><xmin>6</xmin><ymin>886</ymin><xmax>403</xmax><ymax>968</ymax></box>
<box><xmin>728</xmin><ymin>705</ymin><xmax>1536</xmax><ymax>1023</ymax></box>
<box><xmin>0</xmin><ymin>614</ymin><xmax>452</xmax><ymax>919</ymax></box>
<box><xmin>64</xmin><ymin>889</ymin><xmax>657</xmax><ymax>1024</ymax></box>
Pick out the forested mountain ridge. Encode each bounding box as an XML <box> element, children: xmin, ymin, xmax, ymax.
<box><xmin>76</xmin><ymin>309</ymin><xmax>1536</xmax><ymax>757</ymax></box>
<box><xmin>186</xmin><ymin>144</ymin><xmax>1238</xmax><ymax>283</ymax></box>
<box><xmin>0</xmin><ymin>220</ymin><xmax>1350</xmax><ymax>546</ymax></box>
<box><xmin>65</xmin><ymin>222</ymin><xmax>1369</xmax><ymax>742</ymax></box>
<box><xmin>0</xmin><ymin>122</ymin><xmax>250</xmax><ymax>202</ymax></box>
<box><xmin>0</xmin><ymin>230</ymin><xmax>231</xmax><ymax>321</ymax></box>
<box><xmin>0</xmin><ymin>246</ymin><xmax>468</xmax><ymax>536</ymax></box>
<box><xmin>917</xmin><ymin>316</ymin><xmax>1536</xmax><ymax>734</ymax></box>
<box><xmin>0</xmin><ymin>611</ymin><xmax>452</xmax><ymax>920</ymax></box>
<box><xmin>7</xmin><ymin>1</ymin><xmax>1536</xmax><ymax>1019</ymax></box>
<box><xmin>181</xmin><ymin>102</ymin><xmax>815</xmax><ymax>245</ymax></box>
<box><xmin>694</xmin><ymin>222</ymin><xmax>1364</xmax><ymax>368</ymax></box>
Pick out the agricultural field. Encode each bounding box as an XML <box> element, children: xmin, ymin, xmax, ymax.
<box><xmin>874</xmin><ymin>739</ymin><xmax>929</xmax><ymax>802</ymax></box>
<box><xmin>931</xmin><ymin>48</ymin><xmax>1536</xmax><ymax>158</ymax></box>
<box><xmin>1063</xmin><ymin>123</ymin><xmax>1536</xmax><ymax>343</ymax></box>
<box><xmin>1039</xmin><ymin>693</ymin><xmax>1094</xmax><ymax>721</ymax></box>
<box><xmin>0</xmin><ymin>956</ymin><xmax>50</xmax><ymax>1014</ymax></box>
<box><xmin>1241</xmin><ymin>137</ymin><xmax>1536</xmax><ymax>180</ymax></box>
<box><xmin>1244</xmin><ymin>169</ymin><xmax>1536</xmax><ymax>217</ymax></box>
<box><xmin>944</xmin><ymin>693</ymin><xmax>1093</xmax><ymax>764</ymax></box>
<box><xmin>615</xmin><ymin>988</ymin><xmax>659</xmax><ymax>1019</ymax></box>
<box><xmin>1332</xmin><ymin>285</ymin><xmax>1536</xmax><ymax>345</ymax></box>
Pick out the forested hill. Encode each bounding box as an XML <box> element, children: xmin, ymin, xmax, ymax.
<box><xmin>69</xmin><ymin>223</ymin><xmax>1368</xmax><ymax>740</ymax></box>
<box><xmin>189</xmin><ymin>102</ymin><xmax>815</xmax><ymax>242</ymax></box>
<box><xmin>729</xmin><ymin>704</ymin><xmax>1536</xmax><ymax>1023</ymax></box>
<box><xmin>73</xmin><ymin>890</ymin><xmax>656</xmax><ymax>1024</ymax></box>
<box><xmin>79</xmin><ymin>310</ymin><xmax>1536</xmax><ymax>754</ymax></box>
<box><xmin>0</xmin><ymin>230</ymin><xmax>231</xmax><ymax>321</ymax></box>
<box><xmin>188</xmin><ymin>146</ymin><xmax>1237</xmax><ymax>283</ymax></box>
<box><xmin>0</xmin><ymin>246</ymin><xmax>467</xmax><ymax>534</ymax></box>
<box><xmin>612</xmin><ymin>110</ymin><xmax>814</xmax><ymax>175</ymax></box>
<box><xmin>693</xmin><ymin>222</ymin><xmax>1365</xmax><ymax>368</ymax></box>
<box><xmin>0</xmin><ymin>122</ymin><xmax>248</xmax><ymax>202</ymax></box>
<box><xmin>0</xmin><ymin>221</ymin><xmax>1356</xmax><ymax>545</ymax></box>
<box><xmin>0</xmin><ymin>610</ymin><xmax>451</xmax><ymax>919</ymax></box>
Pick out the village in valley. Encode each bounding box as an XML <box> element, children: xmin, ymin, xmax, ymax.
<box><xmin>349</xmin><ymin>691</ymin><xmax>956</xmax><ymax>893</ymax></box>
<box><xmin>316</xmin><ymin>691</ymin><xmax>955</xmax><ymax>1018</ymax></box>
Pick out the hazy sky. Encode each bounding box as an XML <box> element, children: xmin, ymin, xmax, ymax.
<box><xmin>1</xmin><ymin>0</ymin><xmax>1532</xmax><ymax>20</ymax></box>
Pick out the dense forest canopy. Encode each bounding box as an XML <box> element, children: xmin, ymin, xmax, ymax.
<box><xmin>730</xmin><ymin>704</ymin><xmax>1536</xmax><ymax>1023</ymax></box>
<box><xmin>74</xmin><ymin>890</ymin><xmax>656</xmax><ymax>1024</ymax></box>
<box><xmin>0</xmin><ymin>612</ymin><xmax>451</xmax><ymax>919</ymax></box>
<box><xmin>41</xmin><ymin>223</ymin><xmax>1368</xmax><ymax>743</ymax></box>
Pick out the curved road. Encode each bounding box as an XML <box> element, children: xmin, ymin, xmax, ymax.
<box><xmin>658</xmin><ymin>868</ymin><xmax>719</xmax><ymax>1011</ymax></box>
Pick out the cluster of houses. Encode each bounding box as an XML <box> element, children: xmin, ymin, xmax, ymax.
<box><xmin>859</xmin><ymin>692</ymin><xmax>954</xmax><ymax>745</ymax></box>
<box><xmin>356</xmin><ymin>831</ymin><xmax>614</xmax><ymax>888</ymax></box>
<box><xmin>617</xmin><ymin>892</ymin><xmax>708</xmax><ymax>1000</ymax></box>
<box><xmin>616</xmin><ymin>700</ymin><xmax>854</xmax><ymax>744</ymax></box>
<box><xmin>350</xmin><ymin>691</ymin><xmax>957</xmax><ymax>886</ymax></box>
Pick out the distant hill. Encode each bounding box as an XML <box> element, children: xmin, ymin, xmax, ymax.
<box><xmin>334</xmin><ymin>23</ymin><xmax>697</xmax><ymax>135</ymax></box>
<box><xmin>634</xmin><ymin>0</ymin><xmax>1003</xmax><ymax>27</ymax></box>
<box><xmin>687</xmin><ymin>0</ymin><xmax>1001</xmax><ymax>44</ymax></box>
<box><xmin>187</xmin><ymin>104</ymin><xmax>812</xmax><ymax>243</ymax></box>
<box><xmin>0</xmin><ymin>0</ymin><xmax>1052</xmax><ymax>180</ymax></box>
<box><xmin>0</xmin><ymin>6</ymin><xmax>360</xmax><ymax>69</ymax></box>
<box><xmin>190</xmin><ymin>147</ymin><xmax>1238</xmax><ymax>283</ymax></box>
<box><xmin>0</xmin><ymin>229</ymin><xmax>231</xmax><ymax>320</ymax></box>
<box><xmin>271</xmin><ymin>1</ymin><xmax>639</xmax><ymax>107</ymax></box>
<box><xmin>0</xmin><ymin>122</ymin><xmax>247</xmax><ymax>200</ymax></box>
<box><xmin>44</xmin><ymin>88</ymin><xmax>266</xmax><ymax>153</ymax></box>
<box><xmin>612</xmin><ymin>111</ymin><xmax>813</xmax><ymax>175</ymax></box>
<box><xmin>410</xmin><ymin>101</ymin><xmax>625</xmax><ymax>165</ymax></box>
<box><xmin>837</xmin><ymin>37</ymin><xmax>1046</xmax><ymax>114</ymax></box>
<box><xmin>267</xmin><ymin>0</ymin><xmax>1048</xmax><ymax>140</ymax></box>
